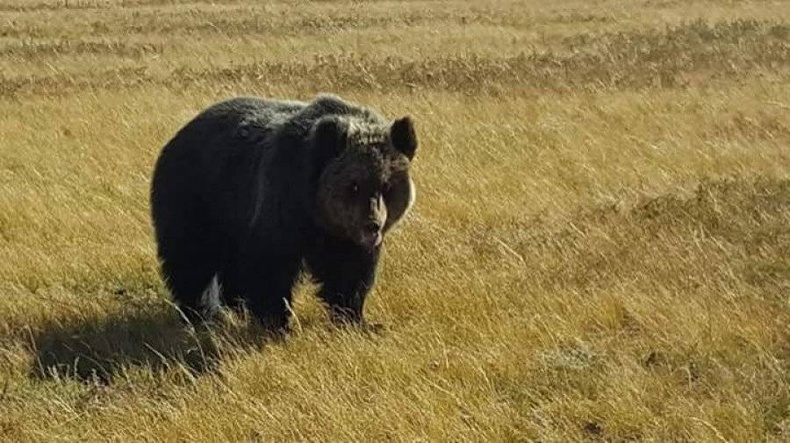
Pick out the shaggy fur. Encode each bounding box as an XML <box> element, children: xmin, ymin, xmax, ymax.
<box><xmin>150</xmin><ymin>95</ymin><xmax>417</xmax><ymax>331</ymax></box>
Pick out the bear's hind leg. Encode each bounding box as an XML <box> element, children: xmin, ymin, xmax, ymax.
<box><xmin>160</xmin><ymin>254</ymin><xmax>219</xmax><ymax>325</ymax></box>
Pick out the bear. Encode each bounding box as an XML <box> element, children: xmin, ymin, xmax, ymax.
<box><xmin>150</xmin><ymin>95</ymin><xmax>417</xmax><ymax>332</ymax></box>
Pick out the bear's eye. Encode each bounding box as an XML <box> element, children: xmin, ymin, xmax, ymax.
<box><xmin>347</xmin><ymin>182</ymin><xmax>359</xmax><ymax>195</ymax></box>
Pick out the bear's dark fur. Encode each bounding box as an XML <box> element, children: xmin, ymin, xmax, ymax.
<box><xmin>150</xmin><ymin>95</ymin><xmax>417</xmax><ymax>331</ymax></box>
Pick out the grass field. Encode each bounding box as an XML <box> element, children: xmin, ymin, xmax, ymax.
<box><xmin>1</xmin><ymin>0</ymin><xmax>789</xmax><ymax>441</ymax></box>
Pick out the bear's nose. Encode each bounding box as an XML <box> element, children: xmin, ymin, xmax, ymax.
<box><xmin>364</xmin><ymin>221</ymin><xmax>381</xmax><ymax>234</ymax></box>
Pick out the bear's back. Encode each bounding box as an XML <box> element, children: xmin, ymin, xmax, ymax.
<box><xmin>197</xmin><ymin>97</ymin><xmax>305</xmax><ymax>140</ymax></box>
<box><xmin>191</xmin><ymin>95</ymin><xmax>384</xmax><ymax>148</ymax></box>
<box><xmin>275</xmin><ymin>95</ymin><xmax>386</xmax><ymax>143</ymax></box>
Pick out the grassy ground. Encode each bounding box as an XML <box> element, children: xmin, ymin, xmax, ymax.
<box><xmin>1</xmin><ymin>0</ymin><xmax>789</xmax><ymax>441</ymax></box>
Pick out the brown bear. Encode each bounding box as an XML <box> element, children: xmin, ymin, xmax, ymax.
<box><xmin>150</xmin><ymin>95</ymin><xmax>417</xmax><ymax>332</ymax></box>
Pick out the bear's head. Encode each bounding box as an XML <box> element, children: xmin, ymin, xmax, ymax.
<box><xmin>310</xmin><ymin>116</ymin><xmax>417</xmax><ymax>250</ymax></box>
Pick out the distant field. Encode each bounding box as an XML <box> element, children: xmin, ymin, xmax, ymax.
<box><xmin>1</xmin><ymin>0</ymin><xmax>789</xmax><ymax>441</ymax></box>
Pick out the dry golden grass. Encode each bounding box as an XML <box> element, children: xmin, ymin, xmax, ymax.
<box><xmin>1</xmin><ymin>0</ymin><xmax>789</xmax><ymax>441</ymax></box>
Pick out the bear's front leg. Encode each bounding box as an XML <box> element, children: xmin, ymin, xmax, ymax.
<box><xmin>321</xmin><ymin>279</ymin><xmax>371</xmax><ymax>325</ymax></box>
<box><xmin>309</xmin><ymin>246</ymin><xmax>381</xmax><ymax>327</ymax></box>
<box><xmin>230</xmin><ymin>252</ymin><xmax>301</xmax><ymax>334</ymax></box>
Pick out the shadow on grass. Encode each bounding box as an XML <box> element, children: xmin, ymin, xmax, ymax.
<box><xmin>29</xmin><ymin>300</ymin><xmax>267</xmax><ymax>385</ymax></box>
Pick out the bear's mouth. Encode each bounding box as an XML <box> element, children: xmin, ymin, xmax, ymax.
<box><xmin>359</xmin><ymin>230</ymin><xmax>382</xmax><ymax>250</ymax></box>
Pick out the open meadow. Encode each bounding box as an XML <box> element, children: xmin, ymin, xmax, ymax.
<box><xmin>1</xmin><ymin>0</ymin><xmax>789</xmax><ymax>440</ymax></box>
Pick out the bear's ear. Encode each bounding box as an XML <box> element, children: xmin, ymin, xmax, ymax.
<box><xmin>311</xmin><ymin>116</ymin><xmax>348</xmax><ymax>166</ymax></box>
<box><xmin>390</xmin><ymin>116</ymin><xmax>417</xmax><ymax>160</ymax></box>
